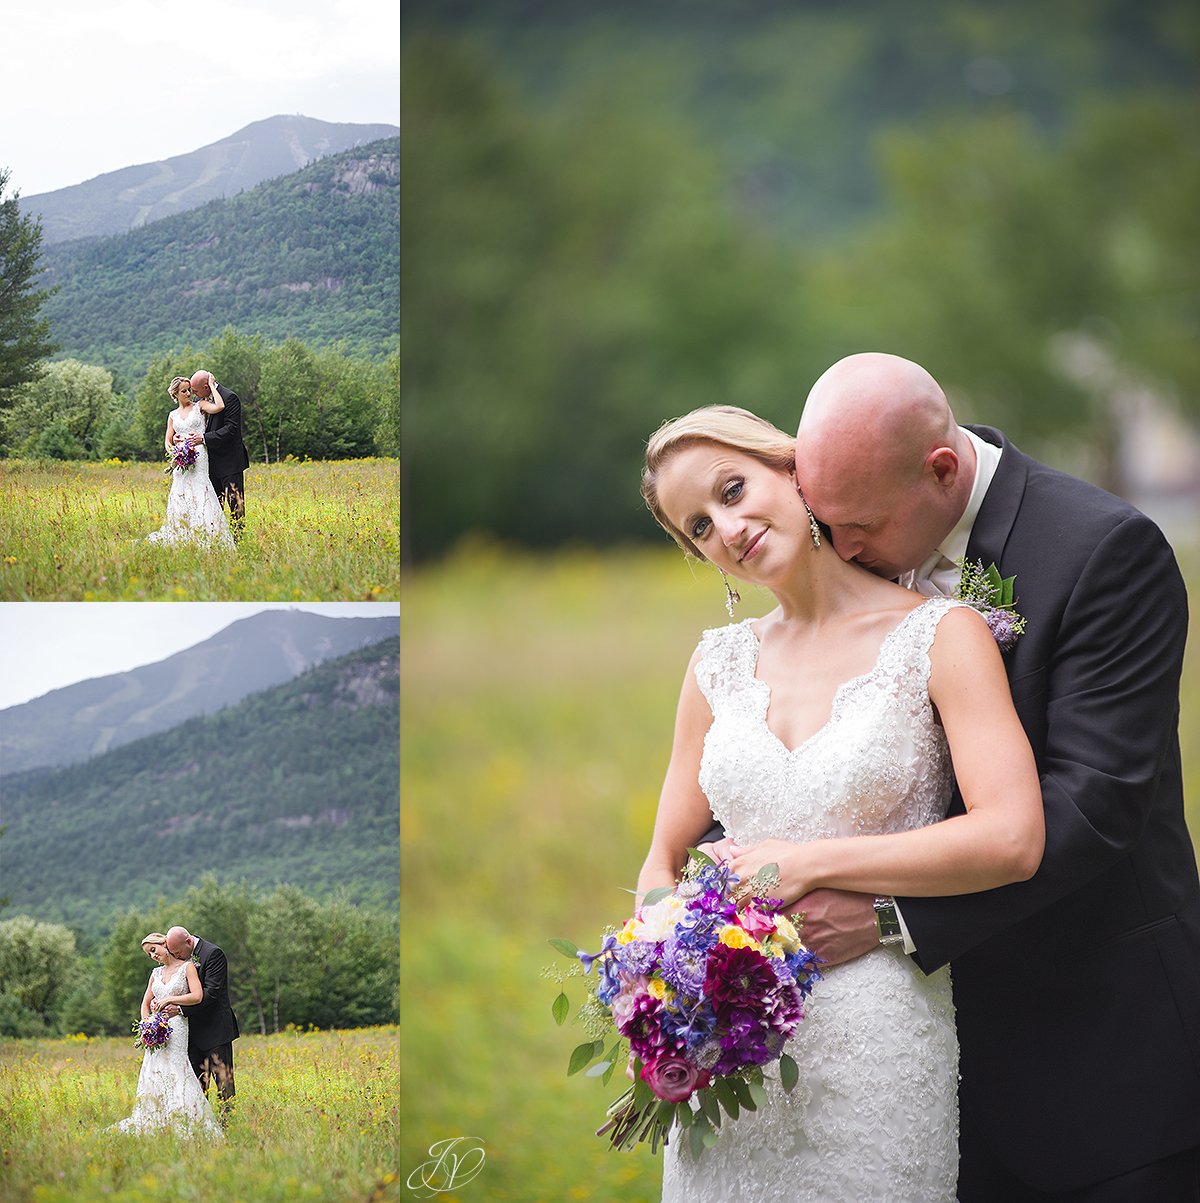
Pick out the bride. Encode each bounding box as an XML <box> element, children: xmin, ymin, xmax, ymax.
<box><xmin>146</xmin><ymin>376</ymin><xmax>234</xmax><ymax>548</ymax></box>
<box><xmin>636</xmin><ymin>407</ymin><xmax>1043</xmax><ymax>1201</ymax></box>
<box><xmin>113</xmin><ymin>933</ymin><xmax>223</xmax><ymax>1137</ymax></box>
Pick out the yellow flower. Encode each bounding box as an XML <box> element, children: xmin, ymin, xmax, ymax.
<box><xmin>771</xmin><ymin>915</ymin><xmax>803</xmax><ymax>954</ymax></box>
<box><xmin>718</xmin><ymin>925</ymin><xmax>759</xmax><ymax>950</ymax></box>
<box><xmin>647</xmin><ymin>978</ymin><xmax>667</xmax><ymax>1000</ymax></box>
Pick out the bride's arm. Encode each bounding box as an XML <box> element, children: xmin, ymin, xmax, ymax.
<box><xmin>140</xmin><ymin>975</ymin><xmax>155</xmax><ymax>1021</ymax></box>
<box><xmin>635</xmin><ymin>647</ymin><xmax>717</xmax><ymax>903</ymax></box>
<box><xmin>156</xmin><ymin>961</ymin><xmax>205</xmax><ymax>1009</ymax></box>
<box><xmin>164</xmin><ymin>415</ymin><xmax>175</xmax><ymax>453</ymax></box>
<box><xmin>731</xmin><ymin>607</ymin><xmax>1044</xmax><ymax>900</ymax></box>
<box><xmin>197</xmin><ymin>379</ymin><xmax>225</xmax><ymax>415</ymax></box>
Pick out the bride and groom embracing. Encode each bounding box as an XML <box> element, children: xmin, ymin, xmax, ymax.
<box><xmin>114</xmin><ymin>926</ymin><xmax>239</xmax><ymax>1137</ymax></box>
<box><xmin>632</xmin><ymin>353</ymin><xmax>1198</xmax><ymax>1201</ymax></box>
<box><xmin>147</xmin><ymin>369</ymin><xmax>250</xmax><ymax>548</ymax></box>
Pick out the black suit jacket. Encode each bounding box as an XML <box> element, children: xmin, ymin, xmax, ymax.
<box><xmin>180</xmin><ymin>936</ymin><xmax>240</xmax><ymax>1054</ymax></box>
<box><xmin>203</xmin><ymin>383</ymin><xmax>250</xmax><ymax>478</ymax></box>
<box><xmin>896</xmin><ymin>427</ymin><xmax>1199</xmax><ymax>1191</ymax></box>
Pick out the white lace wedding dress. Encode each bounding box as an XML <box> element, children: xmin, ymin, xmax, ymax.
<box><xmin>146</xmin><ymin>402</ymin><xmax>234</xmax><ymax>548</ymax></box>
<box><xmin>113</xmin><ymin>963</ymin><xmax>223</xmax><ymax>1137</ymax></box>
<box><xmin>661</xmin><ymin>598</ymin><xmax>962</xmax><ymax>1202</ymax></box>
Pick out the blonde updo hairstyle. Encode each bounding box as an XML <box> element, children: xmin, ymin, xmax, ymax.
<box><xmin>168</xmin><ymin>377</ymin><xmax>190</xmax><ymax>403</ymax></box>
<box><xmin>642</xmin><ymin>405</ymin><xmax>796</xmax><ymax>560</ymax></box>
<box><xmin>141</xmin><ymin>931</ymin><xmax>167</xmax><ymax>956</ymax></box>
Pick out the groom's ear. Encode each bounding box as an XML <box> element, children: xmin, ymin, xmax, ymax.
<box><xmin>926</xmin><ymin>447</ymin><xmax>959</xmax><ymax>490</ymax></box>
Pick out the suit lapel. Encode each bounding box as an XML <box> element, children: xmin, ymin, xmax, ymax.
<box><xmin>964</xmin><ymin>425</ymin><xmax>1027</xmax><ymax>567</ymax></box>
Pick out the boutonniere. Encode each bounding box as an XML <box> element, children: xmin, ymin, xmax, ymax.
<box><xmin>952</xmin><ymin>559</ymin><xmax>1026</xmax><ymax>651</ymax></box>
<box><xmin>192</xmin><ymin>954</ymin><xmax>201</xmax><ymax>966</ymax></box>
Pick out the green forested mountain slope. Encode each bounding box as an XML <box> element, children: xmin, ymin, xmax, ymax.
<box><xmin>39</xmin><ymin>138</ymin><xmax>399</xmax><ymax>379</ymax></box>
<box><xmin>25</xmin><ymin>116</ymin><xmax>400</xmax><ymax>244</ymax></box>
<box><xmin>0</xmin><ymin>637</ymin><xmax>399</xmax><ymax>935</ymax></box>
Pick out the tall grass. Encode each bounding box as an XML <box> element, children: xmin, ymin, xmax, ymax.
<box><xmin>0</xmin><ymin>459</ymin><xmax>399</xmax><ymax>600</ymax></box>
<box><xmin>401</xmin><ymin>541</ymin><xmax>1200</xmax><ymax>1201</ymax></box>
<box><xmin>0</xmin><ymin>1026</ymin><xmax>400</xmax><ymax>1203</ymax></box>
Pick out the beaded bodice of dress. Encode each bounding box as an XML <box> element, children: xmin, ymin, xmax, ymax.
<box><xmin>695</xmin><ymin>598</ymin><xmax>961</xmax><ymax>847</ymax></box>
<box><xmin>173</xmin><ymin>403</ymin><xmax>205</xmax><ymax>435</ymax></box>
<box><xmin>153</xmin><ymin>963</ymin><xmax>190</xmax><ymax>1003</ymax></box>
<box><xmin>661</xmin><ymin>597</ymin><xmax>965</xmax><ymax>1203</ymax></box>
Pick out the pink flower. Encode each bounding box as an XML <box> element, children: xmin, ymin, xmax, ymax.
<box><xmin>736</xmin><ymin>907</ymin><xmax>777</xmax><ymax>939</ymax></box>
<box><xmin>640</xmin><ymin>1053</ymin><xmax>709</xmax><ymax>1102</ymax></box>
<box><xmin>610</xmin><ymin>976</ymin><xmax>651</xmax><ymax>1033</ymax></box>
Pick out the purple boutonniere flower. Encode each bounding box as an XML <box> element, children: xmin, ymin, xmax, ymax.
<box><xmin>953</xmin><ymin>559</ymin><xmax>1027</xmax><ymax>652</ymax></box>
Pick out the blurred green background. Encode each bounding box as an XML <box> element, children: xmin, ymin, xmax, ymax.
<box><xmin>401</xmin><ymin>3</ymin><xmax>1198</xmax><ymax>1196</ymax></box>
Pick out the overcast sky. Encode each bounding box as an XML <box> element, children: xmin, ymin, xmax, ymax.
<box><xmin>3</xmin><ymin>0</ymin><xmax>400</xmax><ymax>197</ymax></box>
<box><xmin>0</xmin><ymin>602</ymin><xmax>399</xmax><ymax>711</ymax></box>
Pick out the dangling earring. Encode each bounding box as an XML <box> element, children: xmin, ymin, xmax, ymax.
<box><xmin>798</xmin><ymin>488</ymin><xmax>822</xmax><ymax>550</ymax></box>
<box><xmin>720</xmin><ymin>569</ymin><xmax>740</xmax><ymax>618</ymax></box>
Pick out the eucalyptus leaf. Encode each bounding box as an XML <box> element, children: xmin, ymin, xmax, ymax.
<box><xmin>779</xmin><ymin>1052</ymin><xmax>799</xmax><ymax>1092</ymax></box>
<box><xmin>714</xmin><ymin>1077</ymin><xmax>740</xmax><ymax>1119</ymax></box>
<box><xmin>730</xmin><ymin>1076</ymin><xmax>755</xmax><ymax>1110</ymax></box>
<box><xmin>687</xmin><ymin>846</ymin><xmax>717</xmax><ymax>867</ymax></box>
<box><xmin>567</xmin><ymin>1041</ymin><xmax>600</xmax><ymax>1076</ymax></box>
<box><xmin>633</xmin><ymin>1076</ymin><xmax>655</xmax><ymax>1111</ymax></box>
<box><xmin>551</xmin><ymin>992</ymin><xmax>569</xmax><ymax>1026</ymax></box>
<box><xmin>584</xmin><ymin>1060</ymin><xmax>612</xmax><ymax>1078</ymax></box>
<box><xmin>548</xmin><ymin>938</ymin><xmax>581</xmax><ymax>960</ymax></box>
<box><xmin>747</xmin><ymin>1080</ymin><xmax>768</xmax><ymax>1109</ymax></box>
<box><xmin>689</xmin><ymin>1118</ymin><xmax>707</xmax><ymax>1158</ymax></box>
<box><xmin>676</xmin><ymin>1100</ymin><xmax>694</xmax><ymax>1128</ymax></box>
<box><xmin>641</xmin><ymin>885</ymin><xmax>674</xmax><ymax>907</ymax></box>
<box><xmin>701</xmin><ymin>1126</ymin><xmax>719</xmax><ymax>1149</ymax></box>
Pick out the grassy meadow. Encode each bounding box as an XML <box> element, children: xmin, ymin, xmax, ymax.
<box><xmin>400</xmin><ymin>541</ymin><xmax>1200</xmax><ymax>1202</ymax></box>
<box><xmin>0</xmin><ymin>1026</ymin><xmax>400</xmax><ymax>1203</ymax></box>
<box><xmin>0</xmin><ymin>459</ymin><xmax>399</xmax><ymax>601</ymax></box>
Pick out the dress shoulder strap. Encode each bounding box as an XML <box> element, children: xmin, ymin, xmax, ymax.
<box><xmin>693</xmin><ymin>620</ymin><xmax>760</xmax><ymax>713</ymax></box>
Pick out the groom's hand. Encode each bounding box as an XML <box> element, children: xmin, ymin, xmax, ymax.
<box><xmin>786</xmin><ymin>889</ymin><xmax>878</xmax><ymax>967</ymax></box>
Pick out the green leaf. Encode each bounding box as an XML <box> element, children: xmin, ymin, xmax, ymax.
<box><xmin>688</xmin><ymin>1116</ymin><xmax>708</xmax><ymax>1158</ymax></box>
<box><xmin>702</xmin><ymin>1088</ymin><xmax>723</xmax><ymax>1128</ymax></box>
<box><xmin>641</xmin><ymin>885</ymin><xmax>674</xmax><ymax>907</ymax></box>
<box><xmin>687</xmin><ymin>846</ymin><xmax>716</xmax><ymax>867</ymax></box>
<box><xmin>548</xmin><ymin>938</ymin><xmax>581</xmax><ymax>960</ymax></box>
<box><xmin>600</xmin><ymin>1041</ymin><xmax>622</xmax><ymax>1086</ymax></box>
<box><xmin>676</xmin><ymin>1100</ymin><xmax>694</xmax><ymax>1128</ymax></box>
<box><xmin>701</xmin><ymin>1125</ymin><xmax>719</xmax><ymax>1149</ymax></box>
<box><xmin>983</xmin><ymin>562</ymin><xmax>1003</xmax><ymax>598</ymax></box>
<box><xmin>633</xmin><ymin>1076</ymin><xmax>655</xmax><ymax>1111</ymax></box>
<box><xmin>714</xmin><ymin>1077</ymin><xmax>740</xmax><ymax>1119</ymax></box>
<box><xmin>567</xmin><ymin>1040</ymin><xmax>603</xmax><ymax>1076</ymax></box>
<box><xmin>552</xmin><ymin>992</ymin><xmax>570</xmax><ymax>1026</ymax></box>
<box><xmin>998</xmin><ymin>574</ymin><xmax>1018</xmax><ymax>607</ymax></box>
<box><xmin>729</xmin><ymin>1075</ymin><xmax>756</xmax><ymax>1111</ymax></box>
<box><xmin>747</xmin><ymin>1080</ymin><xmax>768</xmax><ymax>1109</ymax></box>
<box><xmin>779</xmin><ymin>1053</ymin><xmax>799</xmax><ymax>1092</ymax></box>
<box><xmin>584</xmin><ymin>1060</ymin><xmax>612</xmax><ymax>1078</ymax></box>
<box><xmin>656</xmin><ymin>1099</ymin><xmax>677</xmax><ymax>1127</ymax></box>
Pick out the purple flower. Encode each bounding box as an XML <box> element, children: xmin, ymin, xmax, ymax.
<box><xmin>577</xmin><ymin>934</ymin><xmax>617</xmax><ymax>976</ymax></box>
<box><xmin>985</xmin><ymin>607</ymin><xmax>1024</xmax><ymax>652</ymax></box>
<box><xmin>659</xmin><ymin>996</ymin><xmax>717</xmax><ymax>1049</ymax></box>
<box><xmin>658</xmin><ymin>938</ymin><xmax>709</xmax><ymax>995</ymax></box>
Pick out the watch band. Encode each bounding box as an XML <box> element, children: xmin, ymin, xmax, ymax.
<box><xmin>873</xmin><ymin>896</ymin><xmax>904</xmax><ymax>946</ymax></box>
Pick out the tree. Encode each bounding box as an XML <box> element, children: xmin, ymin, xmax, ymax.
<box><xmin>0</xmin><ymin>167</ymin><xmax>58</xmax><ymax>407</ymax></box>
<box><xmin>818</xmin><ymin>95</ymin><xmax>1200</xmax><ymax>493</ymax></box>
<box><xmin>1</xmin><ymin>358</ymin><xmax>125</xmax><ymax>458</ymax></box>
<box><xmin>0</xmin><ymin>915</ymin><xmax>77</xmax><ymax>1032</ymax></box>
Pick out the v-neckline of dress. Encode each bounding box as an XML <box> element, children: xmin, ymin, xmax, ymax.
<box><xmin>743</xmin><ymin>599</ymin><xmax>937</xmax><ymax>756</ymax></box>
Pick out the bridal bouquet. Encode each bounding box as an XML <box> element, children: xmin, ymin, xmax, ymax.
<box><xmin>549</xmin><ymin>852</ymin><xmax>821</xmax><ymax>1157</ymax></box>
<box><xmin>164</xmin><ymin>441</ymin><xmax>199</xmax><ymax>474</ymax></box>
<box><xmin>132</xmin><ymin>1011</ymin><xmax>173</xmax><ymax>1053</ymax></box>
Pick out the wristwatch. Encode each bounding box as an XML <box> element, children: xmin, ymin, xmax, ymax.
<box><xmin>873</xmin><ymin>896</ymin><xmax>904</xmax><ymax>947</ymax></box>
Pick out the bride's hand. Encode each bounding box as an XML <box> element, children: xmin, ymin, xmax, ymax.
<box><xmin>729</xmin><ymin>839</ymin><xmax>817</xmax><ymax>906</ymax></box>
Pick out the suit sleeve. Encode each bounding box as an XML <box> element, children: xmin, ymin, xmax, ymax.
<box><xmin>899</xmin><ymin>513</ymin><xmax>1189</xmax><ymax>971</ymax></box>
<box><xmin>204</xmin><ymin>388</ymin><xmax>242</xmax><ymax>448</ymax></box>
<box><xmin>181</xmin><ymin>946</ymin><xmax>229</xmax><ymax>1018</ymax></box>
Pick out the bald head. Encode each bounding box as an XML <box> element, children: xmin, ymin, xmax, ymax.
<box><xmin>165</xmin><ymin>926</ymin><xmax>194</xmax><ymax>959</ymax></box>
<box><xmin>795</xmin><ymin>353</ymin><xmax>974</xmax><ymax>578</ymax></box>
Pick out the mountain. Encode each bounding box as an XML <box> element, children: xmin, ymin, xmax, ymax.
<box><xmin>25</xmin><ymin>116</ymin><xmax>400</xmax><ymax>245</ymax></box>
<box><xmin>0</xmin><ymin>637</ymin><xmax>399</xmax><ymax>935</ymax></box>
<box><xmin>38</xmin><ymin>136</ymin><xmax>399</xmax><ymax>377</ymax></box>
<box><xmin>0</xmin><ymin>609</ymin><xmax>399</xmax><ymax>775</ymax></box>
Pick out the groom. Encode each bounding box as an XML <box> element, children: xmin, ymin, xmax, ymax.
<box><xmin>186</xmin><ymin>369</ymin><xmax>249</xmax><ymax>539</ymax></box>
<box><xmin>778</xmin><ymin>353</ymin><xmax>1199</xmax><ymax>1200</ymax></box>
<box><xmin>161</xmin><ymin>925</ymin><xmax>240</xmax><ymax>1105</ymax></box>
